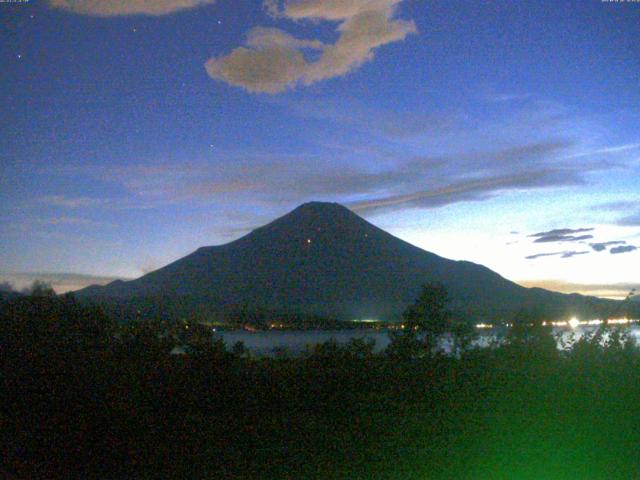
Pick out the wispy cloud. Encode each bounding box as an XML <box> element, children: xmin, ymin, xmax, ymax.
<box><xmin>610</xmin><ymin>245</ymin><xmax>638</xmax><ymax>255</ymax></box>
<box><xmin>64</xmin><ymin>138</ymin><xmax>592</xmax><ymax>216</ymax></box>
<box><xmin>205</xmin><ymin>0</ymin><xmax>416</xmax><ymax>93</ymax></box>
<box><xmin>525</xmin><ymin>251</ymin><xmax>590</xmax><ymax>260</ymax></box>
<box><xmin>279</xmin><ymin>97</ymin><xmax>460</xmax><ymax>139</ymax></box>
<box><xmin>566</xmin><ymin>143</ymin><xmax>640</xmax><ymax>160</ymax></box>
<box><xmin>48</xmin><ymin>0</ymin><xmax>216</xmax><ymax>16</ymax></box>
<box><xmin>33</xmin><ymin>98</ymin><xmax>633</xmax><ymax>223</ymax></box>
<box><xmin>589</xmin><ymin>241</ymin><xmax>627</xmax><ymax>252</ymax></box>
<box><xmin>483</xmin><ymin>92</ymin><xmax>532</xmax><ymax>103</ymax></box>
<box><xmin>349</xmin><ymin>168</ymin><xmax>577</xmax><ymax>214</ymax></box>
<box><xmin>597</xmin><ymin>201</ymin><xmax>640</xmax><ymax>211</ymax></box>
<box><xmin>153</xmin><ymin>139</ymin><xmax>585</xmax><ymax>214</ymax></box>
<box><xmin>594</xmin><ymin>201</ymin><xmax>640</xmax><ymax>227</ymax></box>
<box><xmin>533</xmin><ymin>234</ymin><xmax>594</xmax><ymax>243</ymax></box>
<box><xmin>38</xmin><ymin>195</ymin><xmax>103</xmax><ymax>208</ymax></box>
<box><xmin>35</xmin><ymin>216</ymin><xmax>111</xmax><ymax>227</ymax></box>
<box><xmin>345</xmin><ymin>139</ymin><xmax>583</xmax><ymax>214</ymax></box>
<box><xmin>618</xmin><ymin>213</ymin><xmax>640</xmax><ymax>227</ymax></box>
<box><xmin>530</xmin><ymin>228</ymin><xmax>594</xmax><ymax>237</ymax></box>
<box><xmin>528</xmin><ymin>228</ymin><xmax>595</xmax><ymax>244</ymax></box>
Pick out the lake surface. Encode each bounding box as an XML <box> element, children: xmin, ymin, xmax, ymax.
<box><xmin>215</xmin><ymin>324</ymin><xmax>640</xmax><ymax>356</ymax></box>
<box><xmin>219</xmin><ymin>329</ymin><xmax>391</xmax><ymax>355</ymax></box>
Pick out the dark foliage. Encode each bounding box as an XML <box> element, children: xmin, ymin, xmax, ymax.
<box><xmin>2</xmin><ymin>290</ymin><xmax>640</xmax><ymax>479</ymax></box>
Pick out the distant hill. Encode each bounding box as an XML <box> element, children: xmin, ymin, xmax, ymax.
<box><xmin>77</xmin><ymin>202</ymin><xmax>621</xmax><ymax>323</ymax></box>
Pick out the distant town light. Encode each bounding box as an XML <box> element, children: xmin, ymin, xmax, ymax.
<box><xmin>609</xmin><ymin>318</ymin><xmax>630</xmax><ymax>325</ymax></box>
<box><xmin>569</xmin><ymin>317</ymin><xmax>580</xmax><ymax>329</ymax></box>
<box><xmin>475</xmin><ymin>323</ymin><xmax>493</xmax><ymax>329</ymax></box>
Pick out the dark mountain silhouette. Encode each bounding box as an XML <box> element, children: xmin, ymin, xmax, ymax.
<box><xmin>77</xmin><ymin>202</ymin><xmax>620</xmax><ymax>322</ymax></box>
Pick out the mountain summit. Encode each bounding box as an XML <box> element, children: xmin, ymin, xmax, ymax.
<box><xmin>78</xmin><ymin>202</ymin><xmax>616</xmax><ymax>321</ymax></box>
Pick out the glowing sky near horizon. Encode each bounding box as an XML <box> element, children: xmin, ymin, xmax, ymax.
<box><xmin>1</xmin><ymin>0</ymin><xmax>639</xmax><ymax>298</ymax></box>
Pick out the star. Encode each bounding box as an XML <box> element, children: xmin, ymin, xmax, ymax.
<box><xmin>17</xmin><ymin>54</ymin><xmax>22</xmax><ymax>59</ymax></box>
<box><xmin>217</xmin><ymin>20</ymin><xmax>222</xmax><ymax>25</ymax></box>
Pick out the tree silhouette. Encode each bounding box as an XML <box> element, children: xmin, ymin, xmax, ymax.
<box><xmin>450</xmin><ymin>317</ymin><xmax>477</xmax><ymax>357</ymax></box>
<box><xmin>388</xmin><ymin>282</ymin><xmax>451</xmax><ymax>358</ymax></box>
<box><xmin>231</xmin><ymin>340</ymin><xmax>248</xmax><ymax>357</ymax></box>
<box><xmin>22</xmin><ymin>280</ymin><xmax>56</xmax><ymax>297</ymax></box>
<box><xmin>405</xmin><ymin>282</ymin><xmax>451</xmax><ymax>353</ymax></box>
<box><xmin>621</xmin><ymin>288</ymin><xmax>638</xmax><ymax>319</ymax></box>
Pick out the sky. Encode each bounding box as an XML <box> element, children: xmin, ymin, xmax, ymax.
<box><xmin>1</xmin><ymin>0</ymin><xmax>639</xmax><ymax>298</ymax></box>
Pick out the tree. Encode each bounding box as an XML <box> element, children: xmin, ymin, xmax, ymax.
<box><xmin>406</xmin><ymin>282</ymin><xmax>451</xmax><ymax>353</ymax></box>
<box><xmin>450</xmin><ymin>317</ymin><xmax>477</xmax><ymax>357</ymax></box>
<box><xmin>0</xmin><ymin>291</ymin><xmax>116</xmax><ymax>358</ymax></box>
<box><xmin>621</xmin><ymin>288</ymin><xmax>638</xmax><ymax>319</ymax></box>
<box><xmin>120</xmin><ymin>319</ymin><xmax>175</xmax><ymax>357</ymax></box>
<box><xmin>504</xmin><ymin>307</ymin><xmax>557</xmax><ymax>362</ymax></box>
<box><xmin>231</xmin><ymin>340</ymin><xmax>248</xmax><ymax>358</ymax></box>
<box><xmin>22</xmin><ymin>280</ymin><xmax>56</xmax><ymax>297</ymax></box>
<box><xmin>388</xmin><ymin>282</ymin><xmax>451</xmax><ymax>358</ymax></box>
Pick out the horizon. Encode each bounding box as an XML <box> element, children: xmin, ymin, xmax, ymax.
<box><xmin>2</xmin><ymin>1</ymin><xmax>639</xmax><ymax>300</ymax></box>
<box><xmin>1</xmin><ymin>200</ymin><xmax>637</xmax><ymax>301</ymax></box>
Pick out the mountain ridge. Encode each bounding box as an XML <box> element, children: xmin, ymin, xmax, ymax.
<box><xmin>77</xmin><ymin>202</ymin><xmax>621</xmax><ymax>322</ymax></box>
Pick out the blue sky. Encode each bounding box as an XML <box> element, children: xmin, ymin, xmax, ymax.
<box><xmin>1</xmin><ymin>0</ymin><xmax>639</xmax><ymax>297</ymax></box>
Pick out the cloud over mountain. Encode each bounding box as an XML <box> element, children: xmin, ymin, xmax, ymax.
<box><xmin>205</xmin><ymin>0</ymin><xmax>416</xmax><ymax>93</ymax></box>
<box><xmin>83</xmin><ymin>137</ymin><xmax>592</xmax><ymax>217</ymax></box>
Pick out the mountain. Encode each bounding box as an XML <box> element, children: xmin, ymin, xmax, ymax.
<box><xmin>77</xmin><ymin>202</ymin><xmax>620</xmax><ymax>322</ymax></box>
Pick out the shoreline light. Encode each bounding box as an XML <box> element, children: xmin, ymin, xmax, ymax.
<box><xmin>609</xmin><ymin>318</ymin><xmax>631</xmax><ymax>325</ymax></box>
<box><xmin>475</xmin><ymin>323</ymin><xmax>493</xmax><ymax>329</ymax></box>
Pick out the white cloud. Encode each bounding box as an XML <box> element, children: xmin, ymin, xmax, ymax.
<box><xmin>48</xmin><ymin>0</ymin><xmax>216</xmax><ymax>16</ymax></box>
<box><xmin>246</xmin><ymin>27</ymin><xmax>325</xmax><ymax>50</ymax></box>
<box><xmin>205</xmin><ymin>45</ymin><xmax>305</xmax><ymax>94</ymax></box>
<box><xmin>282</xmin><ymin>0</ymin><xmax>404</xmax><ymax>20</ymax></box>
<box><xmin>205</xmin><ymin>0</ymin><xmax>416</xmax><ymax>93</ymax></box>
<box><xmin>205</xmin><ymin>28</ymin><xmax>316</xmax><ymax>94</ymax></box>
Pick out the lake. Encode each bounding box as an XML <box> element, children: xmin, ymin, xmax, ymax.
<box><xmin>212</xmin><ymin>324</ymin><xmax>640</xmax><ymax>356</ymax></box>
